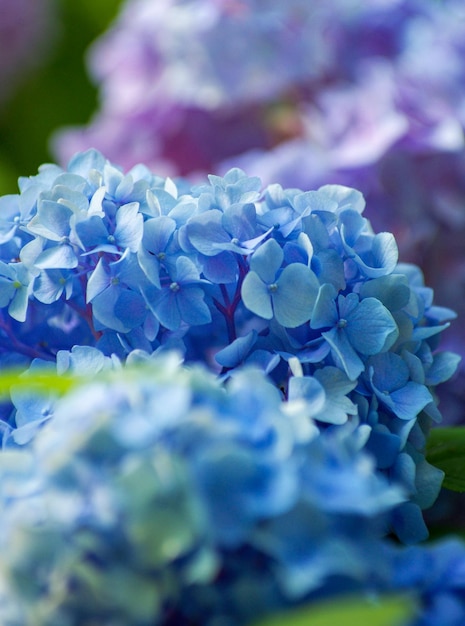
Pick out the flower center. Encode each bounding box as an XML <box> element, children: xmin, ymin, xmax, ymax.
<box><xmin>268</xmin><ymin>283</ymin><xmax>278</xmax><ymax>293</ymax></box>
<box><xmin>170</xmin><ymin>282</ymin><xmax>180</xmax><ymax>292</ymax></box>
<box><xmin>337</xmin><ymin>318</ymin><xmax>348</xmax><ymax>328</ymax></box>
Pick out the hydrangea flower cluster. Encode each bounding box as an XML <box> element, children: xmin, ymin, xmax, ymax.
<box><xmin>0</xmin><ymin>353</ymin><xmax>462</xmax><ymax>626</ymax></box>
<box><xmin>0</xmin><ymin>149</ymin><xmax>459</xmax><ymax>545</ymax></box>
<box><xmin>53</xmin><ymin>0</ymin><xmax>465</xmax><ymax>421</ymax></box>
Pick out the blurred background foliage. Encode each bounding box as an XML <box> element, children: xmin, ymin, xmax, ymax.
<box><xmin>0</xmin><ymin>0</ymin><xmax>123</xmax><ymax>195</ymax></box>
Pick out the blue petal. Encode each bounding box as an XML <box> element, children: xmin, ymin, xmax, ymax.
<box><xmin>146</xmin><ymin>287</ymin><xmax>181</xmax><ymax>330</ymax></box>
<box><xmin>391</xmin><ymin>502</ymin><xmax>429</xmax><ymax>545</ymax></box>
<box><xmin>92</xmin><ymin>287</ymin><xmax>146</xmax><ymax>333</ymax></box>
<box><xmin>186</xmin><ymin>210</ymin><xmax>231</xmax><ymax>256</ymax></box>
<box><xmin>369</xmin><ymin>352</ymin><xmax>409</xmax><ymax>392</ymax></box>
<box><xmin>34</xmin><ymin>244</ymin><xmax>78</xmax><ymax>270</ymax></box>
<box><xmin>114</xmin><ymin>202</ymin><xmax>143</xmax><ymax>252</ymax></box>
<box><xmin>75</xmin><ymin>215</ymin><xmax>109</xmax><ymax>249</ymax></box>
<box><xmin>222</xmin><ymin>202</ymin><xmax>257</xmax><ymax>241</ymax></box>
<box><xmin>215</xmin><ymin>331</ymin><xmax>257</xmax><ymax>368</ymax></box>
<box><xmin>28</xmin><ymin>200</ymin><xmax>72</xmax><ymax>240</ymax></box>
<box><xmin>425</xmin><ymin>351</ymin><xmax>461</xmax><ymax>385</ymax></box>
<box><xmin>310</xmin><ymin>283</ymin><xmax>338</xmax><ymax>329</ymax></box>
<box><xmin>138</xmin><ymin>246</ymin><xmax>162</xmax><ymax>288</ymax></box>
<box><xmin>311</xmin><ymin>249</ymin><xmax>346</xmax><ymax>291</ymax></box>
<box><xmin>241</xmin><ymin>271</ymin><xmax>273</xmax><ymax>320</ymax></box>
<box><xmin>8</xmin><ymin>287</ymin><xmax>30</xmax><ymax>322</ymax></box>
<box><xmin>359</xmin><ymin>274</ymin><xmax>410</xmax><ymax>311</ymax></box>
<box><xmin>87</xmin><ymin>259</ymin><xmax>110</xmax><ymax>302</ymax></box>
<box><xmin>312</xmin><ymin>366</ymin><xmax>358</xmax><ymax>425</ymax></box>
<box><xmin>200</xmin><ymin>251</ymin><xmax>238</xmax><ymax>284</ymax></box>
<box><xmin>142</xmin><ymin>216</ymin><xmax>177</xmax><ymax>254</ymax></box>
<box><xmin>377</xmin><ymin>381</ymin><xmax>433</xmax><ymax>421</ymax></box>
<box><xmin>273</xmin><ymin>264</ymin><xmax>319</xmax><ymax>328</ymax></box>
<box><xmin>323</xmin><ymin>326</ymin><xmax>365</xmax><ymax>380</ymax></box>
<box><xmin>249</xmin><ymin>238</ymin><xmax>283</xmax><ymax>283</ymax></box>
<box><xmin>177</xmin><ymin>287</ymin><xmax>212</xmax><ymax>327</ymax></box>
<box><xmin>33</xmin><ymin>270</ymin><xmax>66</xmax><ymax>303</ymax></box>
<box><xmin>346</xmin><ymin>297</ymin><xmax>398</xmax><ymax>355</ymax></box>
<box><xmin>287</xmin><ymin>375</ymin><xmax>326</xmax><ymax>415</ymax></box>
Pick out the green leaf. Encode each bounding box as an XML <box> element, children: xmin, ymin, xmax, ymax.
<box><xmin>0</xmin><ymin>369</ymin><xmax>77</xmax><ymax>398</ymax></box>
<box><xmin>426</xmin><ymin>427</ymin><xmax>465</xmax><ymax>492</ymax></box>
<box><xmin>251</xmin><ymin>595</ymin><xmax>415</xmax><ymax>626</ymax></box>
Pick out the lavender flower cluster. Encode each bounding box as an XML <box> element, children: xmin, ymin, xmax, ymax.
<box><xmin>53</xmin><ymin>0</ymin><xmax>465</xmax><ymax>421</ymax></box>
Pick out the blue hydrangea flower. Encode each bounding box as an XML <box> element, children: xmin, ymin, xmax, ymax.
<box><xmin>241</xmin><ymin>238</ymin><xmax>320</xmax><ymax>328</ymax></box>
<box><xmin>0</xmin><ymin>149</ymin><xmax>459</xmax><ymax>547</ymax></box>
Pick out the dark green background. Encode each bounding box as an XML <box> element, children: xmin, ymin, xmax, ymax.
<box><xmin>0</xmin><ymin>0</ymin><xmax>123</xmax><ymax>195</ymax></box>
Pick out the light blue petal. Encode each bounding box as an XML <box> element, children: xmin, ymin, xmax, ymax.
<box><xmin>339</xmin><ymin>209</ymin><xmax>367</xmax><ymax>247</ymax></box>
<box><xmin>346</xmin><ymin>297</ymin><xmax>398</xmax><ymax>355</ymax></box>
<box><xmin>56</xmin><ymin>346</ymin><xmax>106</xmax><ymax>375</ymax></box>
<box><xmin>67</xmin><ymin>148</ymin><xmax>106</xmax><ymax>177</ymax></box>
<box><xmin>310</xmin><ymin>283</ymin><xmax>338</xmax><ymax>329</ymax></box>
<box><xmin>33</xmin><ymin>271</ymin><xmax>65</xmax><ymax>304</ymax></box>
<box><xmin>273</xmin><ymin>264</ymin><xmax>319</xmax><ymax>328</ymax></box>
<box><xmin>222</xmin><ymin>202</ymin><xmax>257</xmax><ymax>241</ymax></box>
<box><xmin>28</xmin><ymin>200</ymin><xmax>72</xmax><ymax>240</ymax></box>
<box><xmin>287</xmin><ymin>376</ymin><xmax>326</xmax><ymax>414</ymax></box>
<box><xmin>323</xmin><ymin>326</ymin><xmax>365</xmax><ymax>380</ymax></box>
<box><xmin>249</xmin><ymin>238</ymin><xmax>283</xmax><ymax>283</ymax></box>
<box><xmin>241</xmin><ymin>271</ymin><xmax>273</xmax><ymax>320</ymax></box>
<box><xmin>379</xmin><ymin>381</ymin><xmax>433</xmax><ymax>421</ymax></box>
<box><xmin>174</xmin><ymin>255</ymin><xmax>201</xmax><ymax>284</ymax></box>
<box><xmin>177</xmin><ymin>287</ymin><xmax>212</xmax><ymax>327</ymax></box>
<box><xmin>34</xmin><ymin>244</ymin><xmax>78</xmax><ymax>270</ymax></box>
<box><xmin>8</xmin><ymin>287</ymin><xmax>29</xmax><ymax>322</ymax></box>
<box><xmin>186</xmin><ymin>210</ymin><xmax>230</xmax><ymax>256</ymax></box>
<box><xmin>215</xmin><ymin>331</ymin><xmax>257</xmax><ymax>368</ymax></box>
<box><xmin>350</xmin><ymin>232</ymin><xmax>399</xmax><ymax>278</ymax></box>
<box><xmin>75</xmin><ymin>216</ymin><xmax>109</xmax><ymax>248</ymax></box>
<box><xmin>142</xmin><ymin>216</ymin><xmax>177</xmax><ymax>254</ymax></box>
<box><xmin>147</xmin><ymin>287</ymin><xmax>180</xmax><ymax>331</ymax></box>
<box><xmin>411</xmin><ymin>322</ymin><xmax>450</xmax><ymax>341</ymax></box>
<box><xmin>313</xmin><ymin>366</ymin><xmax>358</xmax><ymax>425</ymax></box>
<box><xmin>359</xmin><ymin>274</ymin><xmax>410</xmax><ymax>311</ymax></box>
<box><xmin>318</xmin><ymin>184</ymin><xmax>366</xmax><ymax>213</ymax></box>
<box><xmin>311</xmin><ymin>249</ymin><xmax>345</xmax><ymax>291</ymax></box>
<box><xmin>138</xmin><ymin>246</ymin><xmax>162</xmax><ymax>288</ymax></box>
<box><xmin>115</xmin><ymin>202</ymin><xmax>143</xmax><ymax>252</ymax></box>
<box><xmin>87</xmin><ymin>259</ymin><xmax>110</xmax><ymax>303</ymax></box>
<box><xmin>425</xmin><ymin>351</ymin><xmax>461</xmax><ymax>385</ymax></box>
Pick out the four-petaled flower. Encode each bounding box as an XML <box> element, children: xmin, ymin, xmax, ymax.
<box><xmin>311</xmin><ymin>283</ymin><xmax>399</xmax><ymax>380</ymax></box>
<box><xmin>242</xmin><ymin>238</ymin><xmax>320</xmax><ymax>328</ymax></box>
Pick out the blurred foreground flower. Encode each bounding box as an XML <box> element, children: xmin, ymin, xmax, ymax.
<box><xmin>0</xmin><ymin>355</ymin><xmax>463</xmax><ymax>626</ymax></box>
